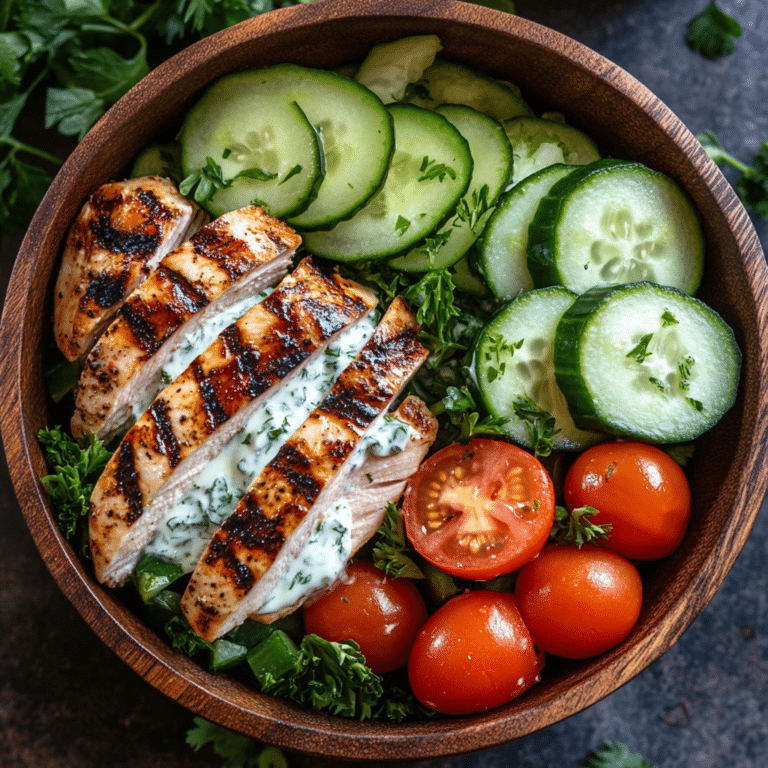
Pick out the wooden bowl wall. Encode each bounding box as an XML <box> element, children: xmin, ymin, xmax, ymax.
<box><xmin>2</xmin><ymin>0</ymin><xmax>767</xmax><ymax>761</ymax></box>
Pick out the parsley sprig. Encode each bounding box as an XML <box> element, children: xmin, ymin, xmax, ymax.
<box><xmin>686</xmin><ymin>1</ymin><xmax>742</xmax><ymax>60</ymax></box>
<box><xmin>550</xmin><ymin>505</ymin><xmax>612</xmax><ymax>548</ymax></box>
<box><xmin>581</xmin><ymin>740</ymin><xmax>658</xmax><ymax>768</ymax></box>
<box><xmin>373</xmin><ymin>502</ymin><xmax>425</xmax><ymax>579</ymax></box>
<box><xmin>698</xmin><ymin>130</ymin><xmax>768</xmax><ymax>219</ymax></box>
<box><xmin>512</xmin><ymin>395</ymin><xmax>560</xmax><ymax>458</ymax></box>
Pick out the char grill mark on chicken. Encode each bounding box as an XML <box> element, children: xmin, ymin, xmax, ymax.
<box><xmin>54</xmin><ymin>176</ymin><xmax>206</xmax><ymax>362</ymax></box>
<box><xmin>88</xmin><ymin>257</ymin><xmax>377</xmax><ymax>587</ymax></box>
<box><xmin>181</xmin><ymin>297</ymin><xmax>429</xmax><ymax>641</ymax></box>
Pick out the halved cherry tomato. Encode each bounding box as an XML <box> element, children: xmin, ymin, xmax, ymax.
<box><xmin>408</xmin><ymin>590</ymin><xmax>544</xmax><ymax>715</ymax></box>
<box><xmin>564</xmin><ymin>441</ymin><xmax>691</xmax><ymax>560</ymax></box>
<box><xmin>402</xmin><ymin>439</ymin><xmax>555</xmax><ymax>580</ymax></box>
<box><xmin>515</xmin><ymin>544</ymin><xmax>643</xmax><ymax>659</ymax></box>
<box><xmin>302</xmin><ymin>560</ymin><xmax>427</xmax><ymax>674</ymax></box>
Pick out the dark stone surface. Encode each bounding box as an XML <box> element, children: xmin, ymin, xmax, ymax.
<box><xmin>1</xmin><ymin>1</ymin><xmax>766</xmax><ymax>766</ymax></box>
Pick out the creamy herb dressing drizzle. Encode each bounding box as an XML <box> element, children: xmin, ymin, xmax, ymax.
<box><xmin>258</xmin><ymin>499</ymin><xmax>352</xmax><ymax>615</ymax></box>
<box><xmin>133</xmin><ymin>289</ymin><xmax>272</xmax><ymax>419</ymax></box>
<box><xmin>145</xmin><ymin>314</ymin><xmax>381</xmax><ymax>572</ymax></box>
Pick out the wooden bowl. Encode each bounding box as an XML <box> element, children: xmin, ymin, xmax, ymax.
<box><xmin>2</xmin><ymin>0</ymin><xmax>767</xmax><ymax>760</ymax></box>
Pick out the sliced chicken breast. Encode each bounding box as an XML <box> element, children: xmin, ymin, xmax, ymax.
<box><xmin>89</xmin><ymin>258</ymin><xmax>377</xmax><ymax>587</ymax></box>
<box><xmin>72</xmin><ymin>206</ymin><xmax>299</xmax><ymax>442</ymax></box>
<box><xmin>254</xmin><ymin>395</ymin><xmax>438</xmax><ymax>623</ymax></box>
<box><xmin>181</xmin><ymin>297</ymin><xmax>428</xmax><ymax>642</ymax></box>
<box><xmin>54</xmin><ymin>176</ymin><xmax>206</xmax><ymax>362</ymax></box>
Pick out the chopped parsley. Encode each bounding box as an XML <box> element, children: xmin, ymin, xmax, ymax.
<box><xmin>687</xmin><ymin>1</ymin><xmax>742</xmax><ymax>59</ymax></box>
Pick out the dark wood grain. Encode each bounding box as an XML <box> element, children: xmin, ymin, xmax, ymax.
<box><xmin>1</xmin><ymin>0</ymin><xmax>767</xmax><ymax>761</ymax></box>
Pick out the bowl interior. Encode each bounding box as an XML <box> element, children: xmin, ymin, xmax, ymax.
<box><xmin>2</xmin><ymin>0</ymin><xmax>767</xmax><ymax>761</ymax></box>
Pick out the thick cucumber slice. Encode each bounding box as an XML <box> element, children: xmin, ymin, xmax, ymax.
<box><xmin>407</xmin><ymin>58</ymin><xmax>533</xmax><ymax>121</ymax></box>
<box><xmin>553</xmin><ymin>282</ymin><xmax>741</xmax><ymax>443</ymax></box>
<box><xmin>302</xmin><ymin>104</ymin><xmax>472</xmax><ymax>262</ymax></box>
<box><xmin>475</xmin><ymin>287</ymin><xmax>604</xmax><ymax>451</ymax></box>
<box><xmin>388</xmin><ymin>104</ymin><xmax>512</xmax><ymax>272</ymax></box>
<box><xmin>503</xmin><ymin>116</ymin><xmax>600</xmax><ymax>186</ymax></box>
<box><xmin>354</xmin><ymin>34</ymin><xmax>442</xmax><ymax>104</ymax></box>
<box><xmin>181</xmin><ymin>80</ymin><xmax>323</xmax><ymax>219</ymax></box>
<box><xmin>478</xmin><ymin>163</ymin><xmax>575</xmax><ymax>301</ymax></box>
<box><xmin>527</xmin><ymin>159</ymin><xmax>706</xmax><ymax>295</ymax></box>
<box><xmin>131</xmin><ymin>142</ymin><xmax>182</xmax><ymax>182</ymax></box>
<box><xmin>181</xmin><ymin>64</ymin><xmax>394</xmax><ymax>227</ymax></box>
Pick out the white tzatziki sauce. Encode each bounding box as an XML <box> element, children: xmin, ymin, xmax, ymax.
<box><xmin>133</xmin><ymin>289</ymin><xmax>272</xmax><ymax>420</ymax></box>
<box><xmin>257</xmin><ymin>499</ymin><xmax>352</xmax><ymax>615</ymax></box>
<box><xmin>145</xmin><ymin>314</ymin><xmax>378</xmax><ymax>572</ymax></box>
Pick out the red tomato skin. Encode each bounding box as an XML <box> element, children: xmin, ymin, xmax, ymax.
<box><xmin>564</xmin><ymin>441</ymin><xmax>691</xmax><ymax>560</ymax></box>
<box><xmin>402</xmin><ymin>439</ymin><xmax>555</xmax><ymax>581</ymax></box>
<box><xmin>515</xmin><ymin>544</ymin><xmax>643</xmax><ymax>659</ymax></box>
<box><xmin>407</xmin><ymin>590</ymin><xmax>544</xmax><ymax>715</ymax></box>
<box><xmin>302</xmin><ymin>560</ymin><xmax>428</xmax><ymax>674</ymax></box>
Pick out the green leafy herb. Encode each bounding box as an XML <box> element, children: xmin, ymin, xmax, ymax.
<box><xmin>687</xmin><ymin>1</ymin><xmax>742</xmax><ymax>59</ymax></box>
<box><xmin>280</xmin><ymin>163</ymin><xmax>303</xmax><ymax>183</ymax></box>
<box><xmin>260</xmin><ymin>634</ymin><xmax>384</xmax><ymax>720</ymax></box>
<box><xmin>550</xmin><ymin>505</ymin><xmax>612</xmax><ymax>548</ymax></box>
<box><xmin>37</xmin><ymin>426</ymin><xmax>111</xmax><ymax>556</ymax></box>
<box><xmin>581</xmin><ymin>740</ymin><xmax>658</xmax><ymax>768</ymax></box>
<box><xmin>678</xmin><ymin>354</ymin><xmax>695</xmax><ymax>391</ymax></box>
<box><xmin>434</xmin><ymin>385</ymin><xmax>509</xmax><ymax>443</ymax></box>
<box><xmin>697</xmin><ymin>130</ymin><xmax>768</xmax><ymax>218</ymax></box>
<box><xmin>419</xmin><ymin>228</ymin><xmax>453</xmax><ymax>268</ymax></box>
<box><xmin>626</xmin><ymin>333</ymin><xmax>653</xmax><ymax>363</ymax></box>
<box><xmin>454</xmin><ymin>183</ymin><xmax>491</xmax><ymax>231</ymax></box>
<box><xmin>395</xmin><ymin>214</ymin><xmax>411</xmax><ymax>235</ymax></box>
<box><xmin>661</xmin><ymin>310</ymin><xmax>678</xmax><ymax>327</ymax></box>
<box><xmin>179</xmin><ymin>156</ymin><xmax>277</xmax><ymax>205</ymax></box>
<box><xmin>373</xmin><ymin>503</ymin><xmax>425</xmax><ymax>579</ymax></box>
<box><xmin>418</xmin><ymin>155</ymin><xmax>457</xmax><ymax>182</ymax></box>
<box><xmin>512</xmin><ymin>395</ymin><xmax>560</xmax><ymax>458</ymax></box>
<box><xmin>686</xmin><ymin>396</ymin><xmax>705</xmax><ymax>411</ymax></box>
<box><xmin>186</xmin><ymin>717</ymin><xmax>289</xmax><ymax>768</ymax></box>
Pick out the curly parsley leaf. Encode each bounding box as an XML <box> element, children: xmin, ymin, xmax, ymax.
<box><xmin>581</xmin><ymin>740</ymin><xmax>657</xmax><ymax>768</ymax></box>
<box><xmin>179</xmin><ymin>156</ymin><xmax>277</xmax><ymax>205</ymax></box>
<box><xmin>550</xmin><ymin>505</ymin><xmax>612</xmax><ymax>548</ymax></box>
<box><xmin>687</xmin><ymin>1</ymin><xmax>742</xmax><ymax>60</ymax></box>
<box><xmin>435</xmin><ymin>385</ymin><xmax>509</xmax><ymax>443</ymax></box>
<box><xmin>261</xmin><ymin>634</ymin><xmax>384</xmax><ymax>720</ymax></box>
<box><xmin>37</xmin><ymin>425</ymin><xmax>111</xmax><ymax>556</ymax></box>
<box><xmin>372</xmin><ymin>502</ymin><xmax>425</xmax><ymax>579</ymax></box>
<box><xmin>512</xmin><ymin>395</ymin><xmax>560</xmax><ymax>458</ymax></box>
<box><xmin>186</xmin><ymin>717</ymin><xmax>289</xmax><ymax>768</ymax></box>
<box><xmin>697</xmin><ymin>130</ymin><xmax>768</xmax><ymax>219</ymax></box>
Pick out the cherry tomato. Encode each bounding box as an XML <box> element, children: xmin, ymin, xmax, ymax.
<box><xmin>515</xmin><ymin>544</ymin><xmax>643</xmax><ymax>659</ymax></box>
<box><xmin>564</xmin><ymin>441</ymin><xmax>691</xmax><ymax>560</ymax></box>
<box><xmin>402</xmin><ymin>439</ymin><xmax>555</xmax><ymax>580</ymax></box>
<box><xmin>302</xmin><ymin>560</ymin><xmax>427</xmax><ymax>674</ymax></box>
<box><xmin>408</xmin><ymin>590</ymin><xmax>544</xmax><ymax>715</ymax></box>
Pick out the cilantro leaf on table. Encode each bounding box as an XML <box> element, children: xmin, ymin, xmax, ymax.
<box><xmin>698</xmin><ymin>130</ymin><xmax>768</xmax><ymax>219</ymax></box>
<box><xmin>186</xmin><ymin>717</ymin><xmax>289</xmax><ymax>768</ymax></box>
<box><xmin>686</xmin><ymin>1</ymin><xmax>742</xmax><ymax>59</ymax></box>
<box><xmin>581</xmin><ymin>740</ymin><xmax>658</xmax><ymax>768</ymax></box>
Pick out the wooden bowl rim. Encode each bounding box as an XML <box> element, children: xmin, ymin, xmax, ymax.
<box><xmin>2</xmin><ymin>0</ymin><xmax>768</xmax><ymax>760</ymax></box>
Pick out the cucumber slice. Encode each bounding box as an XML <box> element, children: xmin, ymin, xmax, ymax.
<box><xmin>354</xmin><ymin>34</ymin><xmax>442</xmax><ymax>104</ymax></box>
<box><xmin>181</xmin><ymin>80</ymin><xmax>323</xmax><ymax>219</ymax></box>
<box><xmin>407</xmin><ymin>58</ymin><xmax>533</xmax><ymax>121</ymax></box>
<box><xmin>527</xmin><ymin>159</ymin><xmax>706</xmax><ymax>295</ymax></box>
<box><xmin>388</xmin><ymin>104</ymin><xmax>512</xmax><ymax>272</ymax></box>
<box><xmin>180</xmin><ymin>64</ymin><xmax>395</xmax><ymax>227</ymax></box>
<box><xmin>478</xmin><ymin>163</ymin><xmax>575</xmax><ymax>301</ymax></box>
<box><xmin>302</xmin><ymin>104</ymin><xmax>472</xmax><ymax>262</ymax></box>
<box><xmin>131</xmin><ymin>142</ymin><xmax>182</xmax><ymax>182</ymax></box>
<box><xmin>553</xmin><ymin>282</ymin><xmax>741</xmax><ymax>443</ymax></box>
<box><xmin>475</xmin><ymin>286</ymin><xmax>604</xmax><ymax>451</ymax></box>
<box><xmin>450</xmin><ymin>251</ymin><xmax>490</xmax><ymax>297</ymax></box>
<box><xmin>503</xmin><ymin>116</ymin><xmax>600</xmax><ymax>186</ymax></box>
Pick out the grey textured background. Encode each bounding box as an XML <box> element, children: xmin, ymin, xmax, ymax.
<box><xmin>1</xmin><ymin>1</ymin><xmax>766</xmax><ymax>766</ymax></box>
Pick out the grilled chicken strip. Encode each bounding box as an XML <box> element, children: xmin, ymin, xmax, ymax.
<box><xmin>54</xmin><ymin>176</ymin><xmax>206</xmax><ymax>362</ymax></box>
<box><xmin>181</xmin><ymin>297</ymin><xmax>428</xmax><ymax>642</ymax></box>
<box><xmin>255</xmin><ymin>395</ymin><xmax>438</xmax><ymax>623</ymax></box>
<box><xmin>89</xmin><ymin>258</ymin><xmax>377</xmax><ymax>587</ymax></box>
<box><xmin>72</xmin><ymin>206</ymin><xmax>298</xmax><ymax>442</ymax></box>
